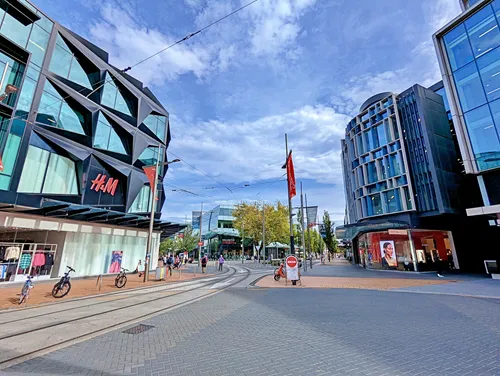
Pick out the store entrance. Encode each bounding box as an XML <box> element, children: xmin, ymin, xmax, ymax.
<box><xmin>412</xmin><ymin>230</ymin><xmax>455</xmax><ymax>271</ymax></box>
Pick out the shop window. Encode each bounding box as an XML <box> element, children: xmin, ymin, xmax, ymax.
<box><xmin>101</xmin><ymin>72</ymin><xmax>134</xmax><ymax>116</ymax></box>
<box><xmin>36</xmin><ymin>80</ymin><xmax>86</xmax><ymax>135</ymax></box>
<box><xmin>93</xmin><ymin>113</ymin><xmax>127</xmax><ymax>155</ymax></box>
<box><xmin>49</xmin><ymin>34</ymin><xmax>93</xmax><ymax>89</ymax></box>
<box><xmin>142</xmin><ymin>113</ymin><xmax>167</xmax><ymax>141</ymax></box>
<box><xmin>128</xmin><ymin>186</ymin><xmax>151</xmax><ymax>213</ymax></box>
<box><xmin>18</xmin><ymin>145</ymin><xmax>78</xmax><ymax>194</ymax></box>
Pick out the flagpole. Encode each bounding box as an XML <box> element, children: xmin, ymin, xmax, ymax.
<box><xmin>285</xmin><ymin>134</ymin><xmax>295</xmax><ymax>256</ymax></box>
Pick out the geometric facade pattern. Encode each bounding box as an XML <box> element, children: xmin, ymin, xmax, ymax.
<box><xmin>0</xmin><ymin>1</ymin><xmax>171</xmax><ymax>221</ymax></box>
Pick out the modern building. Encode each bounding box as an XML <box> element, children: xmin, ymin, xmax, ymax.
<box><xmin>192</xmin><ymin>205</ymin><xmax>247</xmax><ymax>257</ymax></box>
<box><xmin>0</xmin><ymin>1</ymin><xmax>183</xmax><ymax>283</ymax></box>
<box><xmin>434</xmin><ymin>0</ymin><xmax>500</xmax><ymax>271</ymax></box>
<box><xmin>338</xmin><ymin>83</ymin><xmax>471</xmax><ymax>272</ymax></box>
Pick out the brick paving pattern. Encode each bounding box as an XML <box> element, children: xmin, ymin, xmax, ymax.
<box><xmin>2</xmin><ymin>288</ymin><xmax>499</xmax><ymax>376</ymax></box>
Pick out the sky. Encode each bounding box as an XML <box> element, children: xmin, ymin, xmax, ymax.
<box><xmin>33</xmin><ymin>0</ymin><xmax>462</xmax><ymax>225</ymax></box>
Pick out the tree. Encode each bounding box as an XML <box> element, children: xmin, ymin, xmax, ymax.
<box><xmin>233</xmin><ymin>201</ymin><xmax>289</xmax><ymax>256</ymax></box>
<box><xmin>159</xmin><ymin>238</ymin><xmax>176</xmax><ymax>255</ymax></box>
<box><xmin>323</xmin><ymin>211</ymin><xmax>338</xmax><ymax>254</ymax></box>
<box><xmin>176</xmin><ymin>225</ymin><xmax>199</xmax><ymax>254</ymax></box>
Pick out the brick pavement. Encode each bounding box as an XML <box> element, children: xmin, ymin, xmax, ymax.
<box><xmin>2</xmin><ymin>288</ymin><xmax>499</xmax><ymax>376</ymax></box>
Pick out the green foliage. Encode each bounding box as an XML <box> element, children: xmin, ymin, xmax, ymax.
<box><xmin>306</xmin><ymin>229</ymin><xmax>324</xmax><ymax>254</ymax></box>
<box><xmin>159</xmin><ymin>225</ymin><xmax>198</xmax><ymax>255</ymax></box>
<box><xmin>322</xmin><ymin>211</ymin><xmax>338</xmax><ymax>253</ymax></box>
<box><xmin>233</xmin><ymin>201</ymin><xmax>290</xmax><ymax>252</ymax></box>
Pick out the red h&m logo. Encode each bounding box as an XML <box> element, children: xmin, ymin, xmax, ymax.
<box><xmin>90</xmin><ymin>174</ymin><xmax>118</xmax><ymax>196</ymax></box>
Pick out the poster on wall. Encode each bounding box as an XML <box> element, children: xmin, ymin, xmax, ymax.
<box><xmin>380</xmin><ymin>241</ymin><xmax>397</xmax><ymax>269</ymax></box>
<box><xmin>108</xmin><ymin>251</ymin><xmax>123</xmax><ymax>273</ymax></box>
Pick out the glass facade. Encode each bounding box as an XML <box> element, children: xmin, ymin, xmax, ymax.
<box><xmin>101</xmin><ymin>72</ymin><xmax>134</xmax><ymax>116</ymax></box>
<box><xmin>128</xmin><ymin>186</ymin><xmax>151</xmax><ymax>213</ymax></box>
<box><xmin>444</xmin><ymin>0</ymin><xmax>500</xmax><ymax>170</ymax></box>
<box><xmin>93</xmin><ymin>112</ymin><xmax>127</xmax><ymax>154</ymax></box>
<box><xmin>142</xmin><ymin>114</ymin><xmax>167</xmax><ymax>141</ymax></box>
<box><xmin>17</xmin><ymin>145</ymin><xmax>78</xmax><ymax>194</ymax></box>
<box><xmin>344</xmin><ymin>95</ymin><xmax>412</xmax><ymax>219</ymax></box>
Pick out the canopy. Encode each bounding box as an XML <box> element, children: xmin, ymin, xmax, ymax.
<box><xmin>265</xmin><ymin>242</ymin><xmax>290</xmax><ymax>249</ymax></box>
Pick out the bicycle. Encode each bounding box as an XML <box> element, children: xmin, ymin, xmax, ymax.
<box><xmin>19</xmin><ymin>275</ymin><xmax>33</xmax><ymax>305</ymax></box>
<box><xmin>274</xmin><ymin>263</ymin><xmax>286</xmax><ymax>281</ymax></box>
<box><xmin>52</xmin><ymin>266</ymin><xmax>75</xmax><ymax>298</ymax></box>
<box><xmin>115</xmin><ymin>267</ymin><xmax>128</xmax><ymax>288</ymax></box>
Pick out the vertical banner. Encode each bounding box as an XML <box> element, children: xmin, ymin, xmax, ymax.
<box><xmin>143</xmin><ymin>165</ymin><xmax>158</xmax><ymax>201</ymax></box>
<box><xmin>108</xmin><ymin>251</ymin><xmax>123</xmax><ymax>273</ymax></box>
<box><xmin>287</xmin><ymin>152</ymin><xmax>296</xmax><ymax>199</ymax></box>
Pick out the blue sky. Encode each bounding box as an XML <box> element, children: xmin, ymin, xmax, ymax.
<box><xmin>33</xmin><ymin>0</ymin><xmax>461</xmax><ymax>224</ymax></box>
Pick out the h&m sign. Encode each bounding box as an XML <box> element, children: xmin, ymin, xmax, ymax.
<box><xmin>90</xmin><ymin>174</ymin><xmax>119</xmax><ymax>196</ymax></box>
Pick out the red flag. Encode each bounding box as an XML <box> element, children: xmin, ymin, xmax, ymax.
<box><xmin>287</xmin><ymin>152</ymin><xmax>296</xmax><ymax>199</ymax></box>
<box><xmin>143</xmin><ymin>166</ymin><xmax>159</xmax><ymax>201</ymax></box>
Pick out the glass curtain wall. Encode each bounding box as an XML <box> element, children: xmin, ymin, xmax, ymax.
<box><xmin>444</xmin><ymin>0</ymin><xmax>500</xmax><ymax>170</ymax></box>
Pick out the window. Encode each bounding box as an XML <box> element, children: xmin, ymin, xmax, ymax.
<box><xmin>0</xmin><ymin>133</ymin><xmax>21</xmax><ymax>190</ymax></box>
<box><xmin>138</xmin><ymin>146</ymin><xmax>164</xmax><ymax>166</ymax></box>
<box><xmin>364</xmin><ymin>131</ymin><xmax>374</xmax><ymax>152</ymax></box>
<box><xmin>356</xmin><ymin>134</ymin><xmax>364</xmax><ymax>155</ymax></box>
<box><xmin>49</xmin><ymin>34</ymin><xmax>93</xmax><ymax>89</ymax></box>
<box><xmin>454</xmin><ymin>62</ymin><xmax>487</xmax><ymax>112</ymax></box>
<box><xmin>444</xmin><ymin>23</ymin><xmax>474</xmax><ymax>71</ymax></box>
<box><xmin>27</xmin><ymin>25</ymin><xmax>49</xmax><ymax>67</ymax></box>
<box><xmin>142</xmin><ymin>114</ymin><xmax>167</xmax><ymax>141</ymax></box>
<box><xmin>477</xmin><ymin>46</ymin><xmax>500</xmax><ymax>102</ymax></box>
<box><xmin>464</xmin><ymin>104</ymin><xmax>500</xmax><ymax>170</ymax></box>
<box><xmin>0</xmin><ymin>12</ymin><xmax>30</xmax><ymax>47</ymax></box>
<box><xmin>36</xmin><ymin>80</ymin><xmax>86</xmax><ymax>134</ymax></box>
<box><xmin>101</xmin><ymin>72</ymin><xmax>133</xmax><ymax>116</ymax></box>
<box><xmin>385</xmin><ymin>189</ymin><xmax>401</xmax><ymax>213</ymax></box>
<box><xmin>403</xmin><ymin>186</ymin><xmax>412</xmax><ymax>210</ymax></box>
<box><xmin>93</xmin><ymin>113</ymin><xmax>127</xmax><ymax>154</ymax></box>
<box><xmin>18</xmin><ymin>146</ymin><xmax>78</xmax><ymax>194</ymax></box>
<box><xmin>367</xmin><ymin>193</ymin><xmax>383</xmax><ymax>216</ymax></box>
<box><xmin>128</xmin><ymin>186</ymin><xmax>151</xmax><ymax>213</ymax></box>
<box><xmin>464</xmin><ymin>5</ymin><xmax>500</xmax><ymax>59</ymax></box>
<box><xmin>367</xmin><ymin>161</ymin><xmax>377</xmax><ymax>184</ymax></box>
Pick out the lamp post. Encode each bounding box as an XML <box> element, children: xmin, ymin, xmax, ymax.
<box><xmin>143</xmin><ymin>157</ymin><xmax>180</xmax><ymax>282</ymax></box>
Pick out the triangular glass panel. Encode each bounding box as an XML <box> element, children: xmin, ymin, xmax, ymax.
<box><xmin>93</xmin><ymin>112</ymin><xmax>127</xmax><ymax>155</ymax></box>
<box><xmin>141</xmin><ymin>113</ymin><xmax>167</xmax><ymax>142</ymax></box>
<box><xmin>101</xmin><ymin>71</ymin><xmax>132</xmax><ymax>116</ymax></box>
<box><xmin>49</xmin><ymin>34</ymin><xmax>92</xmax><ymax>90</ymax></box>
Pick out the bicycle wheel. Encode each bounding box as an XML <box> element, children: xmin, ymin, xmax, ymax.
<box><xmin>115</xmin><ymin>275</ymin><xmax>127</xmax><ymax>288</ymax></box>
<box><xmin>52</xmin><ymin>281</ymin><xmax>71</xmax><ymax>298</ymax></box>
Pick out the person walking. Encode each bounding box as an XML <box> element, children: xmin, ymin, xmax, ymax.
<box><xmin>166</xmin><ymin>254</ymin><xmax>173</xmax><ymax>276</ymax></box>
<box><xmin>201</xmin><ymin>255</ymin><xmax>208</xmax><ymax>273</ymax></box>
<box><xmin>218</xmin><ymin>254</ymin><xmax>225</xmax><ymax>271</ymax></box>
<box><xmin>436</xmin><ymin>254</ymin><xmax>444</xmax><ymax>278</ymax></box>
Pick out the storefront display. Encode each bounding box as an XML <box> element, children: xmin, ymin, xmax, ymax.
<box><xmin>0</xmin><ymin>242</ymin><xmax>57</xmax><ymax>282</ymax></box>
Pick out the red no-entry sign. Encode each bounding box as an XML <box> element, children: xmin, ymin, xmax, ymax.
<box><xmin>286</xmin><ymin>255</ymin><xmax>299</xmax><ymax>281</ymax></box>
<box><xmin>198</xmin><ymin>241</ymin><xmax>203</xmax><ymax>246</ymax></box>
<box><xmin>286</xmin><ymin>255</ymin><xmax>298</xmax><ymax>268</ymax></box>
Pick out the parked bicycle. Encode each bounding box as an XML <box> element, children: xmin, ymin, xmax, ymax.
<box><xmin>274</xmin><ymin>263</ymin><xmax>286</xmax><ymax>281</ymax></box>
<box><xmin>19</xmin><ymin>275</ymin><xmax>34</xmax><ymax>305</ymax></box>
<box><xmin>115</xmin><ymin>267</ymin><xmax>128</xmax><ymax>288</ymax></box>
<box><xmin>52</xmin><ymin>266</ymin><xmax>75</xmax><ymax>298</ymax></box>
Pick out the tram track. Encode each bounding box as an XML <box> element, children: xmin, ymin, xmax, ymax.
<box><xmin>0</xmin><ymin>266</ymin><xmax>251</xmax><ymax>368</ymax></box>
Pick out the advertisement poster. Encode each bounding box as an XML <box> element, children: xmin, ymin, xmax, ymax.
<box><xmin>380</xmin><ymin>241</ymin><xmax>397</xmax><ymax>269</ymax></box>
<box><xmin>108</xmin><ymin>251</ymin><xmax>123</xmax><ymax>273</ymax></box>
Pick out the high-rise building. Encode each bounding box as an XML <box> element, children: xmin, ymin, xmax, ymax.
<box><xmin>338</xmin><ymin>83</ymin><xmax>470</xmax><ymax>272</ymax></box>
<box><xmin>434</xmin><ymin>0</ymin><xmax>500</xmax><ymax>271</ymax></box>
<box><xmin>0</xmin><ymin>1</ymin><xmax>183</xmax><ymax>282</ymax></box>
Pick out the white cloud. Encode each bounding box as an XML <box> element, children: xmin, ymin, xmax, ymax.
<box><xmin>169</xmin><ymin>105</ymin><xmax>350</xmax><ymax>186</ymax></box>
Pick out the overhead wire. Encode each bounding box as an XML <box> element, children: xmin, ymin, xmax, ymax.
<box><xmin>3</xmin><ymin>0</ymin><xmax>260</xmax><ymax>126</ymax></box>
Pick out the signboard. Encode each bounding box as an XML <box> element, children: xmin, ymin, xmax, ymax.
<box><xmin>90</xmin><ymin>174</ymin><xmax>119</xmax><ymax>196</ymax></box>
<box><xmin>388</xmin><ymin>229</ymin><xmax>407</xmax><ymax>235</ymax></box>
<box><xmin>108</xmin><ymin>251</ymin><xmax>123</xmax><ymax>273</ymax></box>
<box><xmin>198</xmin><ymin>241</ymin><xmax>203</xmax><ymax>246</ymax></box>
<box><xmin>222</xmin><ymin>239</ymin><xmax>236</xmax><ymax>245</ymax></box>
<box><xmin>286</xmin><ymin>255</ymin><xmax>299</xmax><ymax>281</ymax></box>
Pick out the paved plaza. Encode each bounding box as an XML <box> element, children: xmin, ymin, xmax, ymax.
<box><xmin>1</xmin><ymin>262</ymin><xmax>499</xmax><ymax>376</ymax></box>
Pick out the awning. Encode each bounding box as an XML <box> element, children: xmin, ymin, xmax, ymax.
<box><xmin>336</xmin><ymin>220</ymin><xmax>409</xmax><ymax>240</ymax></box>
<box><xmin>0</xmin><ymin>199</ymin><xmax>185</xmax><ymax>237</ymax></box>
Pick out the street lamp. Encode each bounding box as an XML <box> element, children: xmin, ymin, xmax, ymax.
<box><xmin>142</xmin><ymin>157</ymin><xmax>181</xmax><ymax>282</ymax></box>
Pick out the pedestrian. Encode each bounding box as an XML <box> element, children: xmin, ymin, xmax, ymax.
<box><xmin>218</xmin><ymin>254</ymin><xmax>225</xmax><ymax>271</ymax></box>
<box><xmin>166</xmin><ymin>254</ymin><xmax>173</xmax><ymax>276</ymax></box>
<box><xmin>201</xmin><ymin>254</ymin><xmax>208</xmax><ymax>273</ymax></box>
<box><xmin>436</xmin><ymin>253</ymin><xmax>444</xmax><ymax>278</ymax></box>
<box><xmin>328</xmin><ymin>253</ymin><xmax>331</xmax><ymax>263</ymax></box>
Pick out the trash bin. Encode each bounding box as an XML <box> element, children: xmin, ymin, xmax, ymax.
<box><xmin>156</xmin><ymin>266</ymin><xmax>166</xmax><ymax>280</ymax></box>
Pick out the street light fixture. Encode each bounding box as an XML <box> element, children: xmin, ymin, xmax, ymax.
<box><xmin>142</xmin><ymin>157</ymin><xmax>181</xmax><ymax>282</ymax></box>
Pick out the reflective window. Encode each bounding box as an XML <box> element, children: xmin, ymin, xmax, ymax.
<box><xmin>138</xmin><ymin>146</ymin><xmax>164</xmax><ymax>166</ymax></box>
<box><xmin>128</xmin><ymin>186</ymin><xmax>151</xmax><ymax>213</ymax></box>
<box><xmin>367</xmin><ymin>194</ymin><xmax>383</xmax><ymax>216</ymax></box>
<box><xmin>464</xmin><ymin>5</ymin><xmax>500</xmax><ymax>59</ymax></box>
<box><xmin>374</xmin><ymin>125</ymin><xmax>387</xmax><ymax>148</ymax></box>
<box><xmin>0</xmin><ymin>12</ymin><xmax>30</xmax><ymax>47</ymax></box>
<box><xmin>0</xmin><ymin>133</ymin><xmax>21</xmax><ymax>190</ymax></box>
<box><xmin>142</xmin><ymin>114</ymin><xmax>167</xmax><ymax>141</ymax></box>
<box><xmin>444</xmin><ymin>23</ymin><xmax>474</xmax><ymax>71</ymax></box>
<box><xmin>356</xmin><ymin>134</ymin><xmax>364</xmax><ymax>155</ymax></box>
<box><xmin>18</xmin><ymin>146</ymin><xmax>78</xmax><ymax>194</ymax></box>
<box><xmin>36</xmin><ymin>80</ymin><xmax>86</xmax><ymax>134</ymax></box>
<box><xmin>49</xmin><ymin>35</ymin><xmax>93</xmax><ymax>89</ymax></box>
<box><xmin>93</xmin><ymin>113</ymin><xmax>127</xmax><ymax>154</ymax></box>
<box><xmin>101</xmin><ymin>72</ymin><xmax>133</xmax><ymax>116</ymax></box>
<box><xmin>16</xmin><ymin>75</ymin><xmax>36</xmax><ymax>112</ymax></box>
<box><xmin>385</xmin><ymin>189</ymin><xmax>401</xmax><ymax>213</ymax></box>
<box><xmin>35</xmin><ymin>11</ymin><xmax>53</xmax><ymax>32</ymax></box>
<box><xmin>454</xmin><ymin>62</ymin><xmax>487</xmax><ymax>112</ymax></box>
<box><xmin>464</xmin><ymin>104</ymin><xmax>500</xmax><ymax>170</ymax></box>
<box><xmin>364</xmin><ymin>131</ymin><xmax>374</xmax><ymax>152</ymax></box>
<box><xmin>27</xmin><ymin>24</ymin><xmax>49</xmax><ymax>67</ymax></box>
<box><xmin>367</xmin><ymin>161</ymin><xmax>377</xmax><ymax>184</ymax></box>
<box><xmin>0</xmin><ymin>50</ymin><xmax>25</xmax><ymax>107</ymax></box>
<box><xmin>477</xmin><ymin>46</ymin><xmax>500</xmax><ymax>102</ymax></box>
